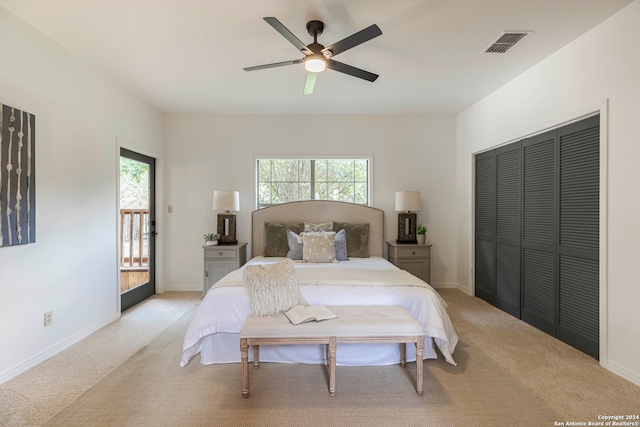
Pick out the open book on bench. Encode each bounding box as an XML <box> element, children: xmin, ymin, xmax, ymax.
<box><xmin>284</xmin><ymin>305</ymin><xmax>338</xmax><ymax>325</ymax></box>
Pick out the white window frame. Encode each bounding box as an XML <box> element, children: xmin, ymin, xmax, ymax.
<box><xmin>253</xmin><ymin>154</ymin><xmax>374</xmax><ymax>209</ymax></box>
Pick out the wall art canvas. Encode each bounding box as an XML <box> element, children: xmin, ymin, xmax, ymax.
<box><xmin>0</xmin><ymin>103</ymin><xmax>36</xmax><ymax>247</ymax></box>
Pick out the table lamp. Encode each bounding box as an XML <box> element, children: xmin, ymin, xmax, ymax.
<box><xmin>213</xmin><ymin>190</ymin><xmax>239</xmax><ymax>245</ymax></box>
<box><xmin>395</xmin><ymin>191</ymin><xmax>421</xmax><ymax>244</ymax></box>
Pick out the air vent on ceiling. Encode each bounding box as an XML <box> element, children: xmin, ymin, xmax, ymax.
<box><xmin>483</xmin><ymin>31</ymin><xmax>531</xmax><ymax>53</ymax></box>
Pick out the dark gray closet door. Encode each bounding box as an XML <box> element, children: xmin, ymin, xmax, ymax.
<box><xmin>474</xmin><ymin>114</ymin><xmax>600</xmax><ymax>359</ymax></box>
<box><xmin>495</xmin><ymin>142</ymin><xmax>521</xmax><ymax>317</ymax></box>
<box><xmin>557</xmin><ymin>116</ymin><xmax>600</xmax><ymax>358</ymax></box>
<box><xmin>521</xmin><ymin>130</ymin><xmax>557</xmax><ymax>336</ymax></box>
<box><xmin>475</xmin><ymin>151</ymin><xmax>496</xmax><ymax>305</ymax></box>
<box><xmin>475</xmin><ymin>143</ymin><xmax>521</xmax><ymax>317</ymax></box>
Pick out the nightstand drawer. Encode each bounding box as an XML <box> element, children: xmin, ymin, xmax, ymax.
<box><xmin>391</xmin><ymin>246</ymin><xmax>430</xmax><ymax>258</ymax></box>
<box><xmin>204</xmin><ymin>249</ymin><xmax>237</xmax><ymax>259</ymax></box>
<box><xmin>396</xmin><ymin>247</ymin><xmax>429</xmax><ymax>258</ymax></box>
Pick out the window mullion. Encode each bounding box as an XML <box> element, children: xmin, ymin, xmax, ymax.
<box><xmin>310</xmin><ymin>160</ymin><xmax>316</xmax><ymax>200</ymax></box>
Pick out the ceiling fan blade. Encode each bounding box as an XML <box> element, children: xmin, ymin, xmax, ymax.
<box><xmin>303</xmin><ymin>72</ymin><xmax>317</xmax><ymax>95</ymax></box>
<box><xmin>264</xmin><ymin>17</ymin><xmax>313</xmax><ymax>55</ymax></box>
<box><xmin>321</xmin><ymin>24</ymin><xmax>382</xmax><ymax>58</ymax></box>
<box><xmin>243</xmin><ymin>59</ymin><xmax>303</xmax><ymax>72</ymax></box>
<box><xmin>326</xmin><ymin>59</ymin><xmax>378</xmax><ymax>82</ymax></box>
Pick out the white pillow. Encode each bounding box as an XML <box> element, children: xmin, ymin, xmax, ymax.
<box><xmin>301</xmin><ymin>231</ymin><xmax>336</xmax><ymax>263</ymax></box>
<box><xmin>243</xmin><ymin>258</ymin><xmax>307</xmax><ymax>316</ymax></box>
<box><xmin>303</xmin><ymin>221</ymin><xmax>334</xmax><ymax>232</ymax></box>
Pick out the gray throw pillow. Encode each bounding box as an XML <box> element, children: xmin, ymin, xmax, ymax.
<box><xmin>286</xmin><ymin>230</ymin><xmax>303</xmax><ymax>260</ymax></box>
<box><xmin>263</xmin><ymin>222</ymin><xmax>304</xmax><ymax>257</ymax></box>
<box><xmin>333</xmin><ymin>222</ymin><xmax>370</xmax><ymax>258</ymax></box>
<box><xmin>335</xmin><ymin>229</ymin><xmax>347</xmax><ymax>261</ymax></box>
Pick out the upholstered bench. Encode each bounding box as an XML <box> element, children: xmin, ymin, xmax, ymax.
<box><xmin>240</xmin><ymin>305</ymin><xmax>425</xmax><ymax>397</ymax></box>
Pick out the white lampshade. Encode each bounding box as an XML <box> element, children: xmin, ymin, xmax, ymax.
<box><xmin>213</xmin><ymin>190</ymin><xmax>240</xmax><ymax>212</ymax></box>
<box><xmin>395</xmin><ymin>191</ymin><xmax>421</xmax><ymax>212</ymax></box>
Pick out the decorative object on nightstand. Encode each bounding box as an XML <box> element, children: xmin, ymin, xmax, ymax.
<box><xmin>395</xmin><ymin>191</ymin><xmax>421</xmax><ymax>244</ymax></box>
<box><xmin>203</xmin><ymin>233</ymin><xmax>220</xmax><ymax>246</ymax></box>
<box><xmin>213</xmin><ymin>190</ymin><xmax>239</xmax><ymax>245</ymax></box>
<box><xmin>203</xmin><ymin>242</ymin><xmax>247</xmax><ymax>297</ymax></box>
<box><xmin>416</xmin><ymin>224</ymin><xmax>427</xmax><ymax>245</ymax></box>
<box><xmin>386</xmin><ymin>241</ymin><xmax>432</xmax><ymax>284</ymax></box>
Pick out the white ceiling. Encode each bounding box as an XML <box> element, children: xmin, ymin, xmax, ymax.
<box><xmin>1</xmin><ymin>0</ymin><xmax>632</xmax><ymax>114</ymax></box>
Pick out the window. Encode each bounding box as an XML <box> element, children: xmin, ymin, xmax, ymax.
<box><xmin>256</xmin><ymin>157</ymin><xmax>370</xmax><ymax>208</ymax></box>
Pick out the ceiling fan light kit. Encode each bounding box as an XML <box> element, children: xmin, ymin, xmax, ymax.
<box><xmin>304</xmin><ymin>54</ymin><xmax>326</xmax><ymax>72</ymax></box>
<box><xmin>243</xmin><ymin>17</ymin><xmax>382</xmax><ymax>95</ymax></box>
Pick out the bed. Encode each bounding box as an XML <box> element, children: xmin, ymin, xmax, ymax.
<box><xmin>181</xmin><ymin>200</ymin><xmax>458</xmax><ymax>367</ymax></box>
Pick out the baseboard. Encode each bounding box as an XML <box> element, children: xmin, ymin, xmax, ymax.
<box><xmin>431</xmin><ymin>283</ymin><xmax>472</xmax><ymax>295</ymax></box>
<box><xmin>0</xmin><ymin>313</ymin><xmax>120</xmax><ymax>385</ymax></box>
<box><xmin>456</xmin><ymin>283</ymin><xmax>472</xmax><ymax>295</ymax></box>
<box><xmin>431</xmin><ymin>282</ymin><xmax>459</xmax><ymax>289</ymax></box>
<box><xmin>605</xmin><ymin>360</ymin><xmax>640</xmax><ymax>388</ymax></box>
<box><xmin>440</xmin><ymin>282</ymin><xmax>472</xmax><ymax>295</ymax></box>
<box><xmin>164</xmin><ymin>284</ymin><xmax>202</xmax><ymax>292</ymax></box>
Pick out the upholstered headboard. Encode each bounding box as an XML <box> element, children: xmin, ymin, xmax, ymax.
<box><xmin>251</xmin><ymin>201</ymin><xmax>385</xmax><ymax>258</ymax></box>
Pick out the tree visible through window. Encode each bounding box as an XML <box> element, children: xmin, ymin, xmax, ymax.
<box><xmin>257</xmin><ymin>158</ymin><xmax>369</xmax><ymax>207</ymax></box>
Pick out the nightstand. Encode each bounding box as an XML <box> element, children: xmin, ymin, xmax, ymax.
<box><xmin>386</xmin><ymin>241</ymin><xmax>431</xmax><ymax>284</ymax></box>
<box><xmin>203</xmin><ymin>242</ymin><xmax>247</xmax><ymax>297</ymax></box>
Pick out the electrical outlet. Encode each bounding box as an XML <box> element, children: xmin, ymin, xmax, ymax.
<box><xmin>168</xmin><ymin>205</ymin><xmax>173</xmax><ymax>213</ymax></box>
<box><xmin>44</xmin><ymin>311</ymin><xmax>53</xmax><ymax>327</ymax></box>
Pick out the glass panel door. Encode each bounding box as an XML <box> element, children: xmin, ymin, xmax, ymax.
<box><xmin>119</xmin><ymin>148</ymin><xmax>155</xmax><ymax>311</ymax></box>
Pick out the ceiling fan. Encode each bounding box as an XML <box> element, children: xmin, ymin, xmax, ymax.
<box><xmin>243</xmin><ymin>17</ymin><xmax>382</xmax><ymax>95</ymax></box>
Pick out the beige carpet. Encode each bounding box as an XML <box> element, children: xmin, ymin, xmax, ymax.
<box><xmin>444</xmin><ymin>289</ymin><xmax>640</xmax><ymax>421</ymax></box>
<box><xmin>4</xmin><ymin>289</ymin><xmax>640</xmax><ymax>426</ymax></box>
<box><xmin>0</xmin><ymin>292</ymin><xmax>201</xmax><ymax>427</ymax></box>
<box><xmin>43</xmin><ymin>304</ymin><xmax>559</xmax><ymax>426</ymax></box>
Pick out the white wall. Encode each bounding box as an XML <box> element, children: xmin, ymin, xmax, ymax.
<box><xmin>0</xmin><ymin>8</ymin><xmax>164</xmax><ymax>383</ymax></box>
<box><xmin>163</xmin><ymin>114</ymin><xmax>458</xmax><ymax>292</ymax></box>
<box><xmin>456</xmin><ymin>0</ymin><xmax>640</xmax><ymax>385</ymax></box>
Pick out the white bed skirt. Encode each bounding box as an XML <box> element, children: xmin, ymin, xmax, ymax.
<box><xmin>181</xmin><ymin>257</ymin><xmax>457</xmax><ymax>367</ymax></box>
<box><xmin>197</xmin><ymin>332</ymin><xmax>437</xmax><ymax>366</ymax></box>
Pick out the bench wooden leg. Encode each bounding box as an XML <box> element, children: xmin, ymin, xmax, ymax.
<box><xmin>326</xmin><ymin>343</ymin><xmax>329</xmax><ymax>366</ymax></box>
<box><xmin>253</xmin><ymin>345</ymin><xmax>260</xmax><ymax>369</ymax></box>
<box><xmin>416</xmin><ymin>336</ymin><xmax>424</xmax><ymax>396</ymax></box>
<box><xmin>400</xmin><ymin>342</ymin><xmax>406</xmax><ymax>368</ymax></box>
<box><xmin>328</xmin><ymin>337</ymin><xmax>336</xmax><ymax>397</ymax></box>
<box><xmin>241</xmin><ymin>338</ymin><xmax>249</xmax><ymax>398</ymax></box>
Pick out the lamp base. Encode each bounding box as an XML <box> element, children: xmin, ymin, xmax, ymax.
<box><xmin>397</xmin><ymin>212</ymin><xmax>417</xmax><ymax>244</ymax></box>
<box><xmin>217</xmin><ymin>213</ymin><xmax>237</xmax><ymax>245</ymax></box>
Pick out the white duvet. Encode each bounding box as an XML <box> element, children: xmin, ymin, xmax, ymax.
<box><xmin>181</xmin><ymin>257</ymin><xmax>458</xmax><ymax>367</ymax></box>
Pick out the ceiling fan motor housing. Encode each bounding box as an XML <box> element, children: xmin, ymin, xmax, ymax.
<box><xmin>306</xmin><ymin>20</ymin><xmax>324</xmax><ymax>37</ymax></box>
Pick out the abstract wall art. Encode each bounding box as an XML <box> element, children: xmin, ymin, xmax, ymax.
<box><xmin>0</xmin><ymin>103</ymin><xmax>36</xmax><ymax>247</ymax></box>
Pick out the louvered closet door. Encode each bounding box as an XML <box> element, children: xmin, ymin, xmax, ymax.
<box><xmin>475</xmin><ymin>144</ymin><xmax>523</xmax><ymax>317</ymax></box>
<box><xmin>474</xmin><ymin>115</ymin><xmax>599</xmax><ymax>359</ymax></box>
<box><xmin>521</xmin><ymin>130</ymin><xmax>557</xmax><ymax>336</ymax></box>
<box><xmin>495</xmin><ymin>143</ymin><xmax>521</xmax><ymax>317</ymax></box>
<box><xmin>557</xmin><ymin>116</ymin><xmax>599</xmax><ymax>358</ymax></box>
<box><xmin>475</xmin><ymin>151</ymin><xmax>496</xmax><ymax>305</ymax></box>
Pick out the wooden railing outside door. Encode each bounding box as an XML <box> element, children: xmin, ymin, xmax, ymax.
<box><xmin>120</xmin><ymin>209</ymin><xmax>149</xmax><ymax>268</ymax></box>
